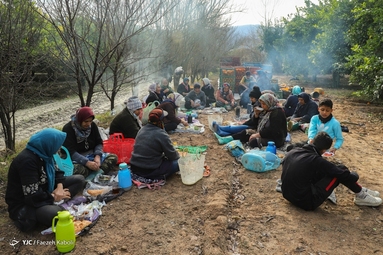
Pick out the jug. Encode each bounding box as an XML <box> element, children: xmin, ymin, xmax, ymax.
<box><xmin>266</xmin><ymin>141</ymin><xmax>276</xmax><ymax>154</ymax></box>
<box><xmin>118</xmin><ymin>162</ymin><xmax>132</xmax><ymax>191</ymax></box>
<box><xmin>52</xmin><ymin>211</ymin><xmax>76</xmax><ymax>253</ymax></box>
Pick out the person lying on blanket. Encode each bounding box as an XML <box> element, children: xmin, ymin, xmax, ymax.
<box><xmin>130</xmin><ymin>108</ymin><xmax>180</xmax><ymax>180</ymax></box>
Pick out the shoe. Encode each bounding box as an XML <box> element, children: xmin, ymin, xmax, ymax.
<box><xmin>364</xmin><ymin>188</ymin><xmax>380</xmax><ymax>197</ymax></box>
<box><xmin>212</xmin><ymin>121</ymin><xmax>218</xmax><ymax>133</ymax></box>
<box><xmin>354</xmin><ymin>193</ymin><xmax>383</xmax><ymax>207</ymax></box>
<box><xmin>275</xmin><ymin>179</ymin><xmax>282</xmax><ymax>193</ymax></box>
<box><xmin>327</xmin><ymin>191</ymin><xmax>337</xmax><ymax>204</ymax></box>
<box><xmin>214</xmin><ymin>133</ymin><xmax>233</xmax><ymax>145</ymax></box>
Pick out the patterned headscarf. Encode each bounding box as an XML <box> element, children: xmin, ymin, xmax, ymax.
<box><xmin>71</xmin><ymin>107</ymin><xmax>94</xmax><ymax>144</ymax></box>
<box><xmin>26</xmin><ymin>128</ymin><xmax>66</xmax><ymax>193</ymax></box>
<box><xmin>257</xmin><ymin>93</ymin><xmax>281</xmax><ymax>132</ymax></box>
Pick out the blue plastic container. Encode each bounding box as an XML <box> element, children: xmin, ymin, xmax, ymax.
<box><xmin>241</xmin><ymin>150</ymin><xmax>280</xmax><ymax>173</ymax></box>
<box><xmin>118</xmin><ymin>163</ymin><xmax>132</xmax><ymax>190</ymax></box>
<box><xmin>266</xmin><ymin>141</ymin><xmax>277</xmax><ymax>154</ymax></box>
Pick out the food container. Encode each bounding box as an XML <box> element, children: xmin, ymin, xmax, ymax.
<box><xmin>98</xmin><ymin>175</ymin><xmax>111</xmax><ymax>185</ymax></box>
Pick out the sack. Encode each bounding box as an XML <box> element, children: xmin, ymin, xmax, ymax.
<box><xmin>141</xmin><ymin>101</ymin><xmax>160</xmax><ymax>125</ymax></box>
<box><xmin>224</xmin><ymin>140</ymin><xmax>245</xmax><ymax>158</ymax></box>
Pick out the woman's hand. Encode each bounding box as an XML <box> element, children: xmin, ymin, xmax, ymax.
<box><xmin>86</xmin><ymin>160</ymin><xmax>100</xmax><ymax>171</ymax></box>
<box><xmin>94</xmin><ymin>155</ymin><xmax>101</xmax><ymax>168</ymax></box>
<box><xmin>181</xmin><ymin>119</ymin><xmax>188</xmax><ymax>126</ymax></box>
<box><xmin>52</xmin><ymin>184</ymin><xmax>71</xmax><ymax>202</ymax></box>
<box><xmin>249</xmin><ymin>133</ymin><xmax>260</xmax><ymax>140</ymax></box>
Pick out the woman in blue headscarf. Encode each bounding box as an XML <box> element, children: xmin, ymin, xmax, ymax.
<box><xmin>283</xmin><ymin>85</ymin><xmax>302</xmax><ymax>118</ymax></box>
<box><xmin>5</xmin><ymin>128</ymin><xmax>85</xmax><ymax>232</ymax></box>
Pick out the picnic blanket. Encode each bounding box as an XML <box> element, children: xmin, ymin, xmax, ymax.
<box><xmin>174</xmin><ymin>120</ymin><xmax>205</xmax><ymax>134</ymax></box>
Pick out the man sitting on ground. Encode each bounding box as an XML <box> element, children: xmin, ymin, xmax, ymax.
<box><xmin>281</xmin><ymin>131</ymin><xmax>382</xmax><ymax>210</ymax></box>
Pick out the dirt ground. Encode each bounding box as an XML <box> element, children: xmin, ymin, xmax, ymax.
<box><xmin>1</xmin><ymin>76</ymin><xmax>383</xmax><ymax>255</ymax></box>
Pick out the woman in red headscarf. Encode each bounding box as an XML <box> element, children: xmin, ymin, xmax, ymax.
<box><xmin>62</xmin><ymin>106</ymin><xmax>117</xmax><ymax>178</ymax></box>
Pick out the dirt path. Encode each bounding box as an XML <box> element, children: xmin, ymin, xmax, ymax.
<box><xmin>1</xmin><ymin>76</ymin><xmax>383</xmax><ymax>255</ymax></box>
<box><xmin>0</xmin><ymin>83</ymin><xmax>150</xmax><ymax>149</ymax></box>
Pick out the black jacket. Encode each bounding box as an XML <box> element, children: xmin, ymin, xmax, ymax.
<box><xmin>109</xmin><ymin>108</ymin><xmax>141</xmax><ymax>139</ymax></box>
<box><xmin>281</xmin><ymin>144</ymin><xmax>358</xmax><ymax>210</ymax></box>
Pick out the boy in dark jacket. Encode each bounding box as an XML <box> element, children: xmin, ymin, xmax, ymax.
<box><xmin>281</xmin><ymin>132</ymin><xmax>381</xmax><ymax>210</ymax></box>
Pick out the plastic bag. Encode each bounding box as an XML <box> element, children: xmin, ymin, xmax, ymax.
<box><xmin>176</xmin><ymin>145</ymin><xmax>208</xmax><ymax>154</ymax></box>
<box><xmin>141</xmin><ymin>100</ymin><xmax>160</xmax><ymax>125</ymax></box>
<box><xmin>224</xmin><ymin>140</ymin><xmax>245</xmax><ymax>158</ymax></box>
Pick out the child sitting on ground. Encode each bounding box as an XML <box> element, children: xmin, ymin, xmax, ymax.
<box><xmin>307</xmin><ymin>98</ymin><xmax>343</xmax><ymax>154</ymax></box>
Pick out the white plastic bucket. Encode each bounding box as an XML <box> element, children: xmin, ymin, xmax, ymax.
<box><xmin>208</xmin><ymin>115</ymin><xmax>223</xmax><ymax>132</ymax></box>
<box><xmin>178</xmin><ymin>153</ymin><xmax>205</xmax><ymax>185</ymax></box>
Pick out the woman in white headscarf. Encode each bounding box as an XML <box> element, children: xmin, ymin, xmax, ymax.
<box><xmin>146</xmin><ymin>83</ymin><xmax>164</xmax><ymax>105</ymax></box>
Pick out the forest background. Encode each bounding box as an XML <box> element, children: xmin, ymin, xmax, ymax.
<box><xmin>1</xmin><ymin>0</ymin><xmax>383</xmax><ymax>153</ymax></box>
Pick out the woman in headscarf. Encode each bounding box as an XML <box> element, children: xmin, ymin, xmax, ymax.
<box><xmin>177</xmin><ymin>77</ymin><xmax>191</xmax><ymax>97</ymax></box>
<box><xmin>130</xmin><ymin>108</ymin><xmax>180</xmax><ymax>180</ymax></box>
<box><xmin>5</xmin><ymin>128</ymin><xmax>85</xmax><ymax>232</ymax></box>
<box><xmin>216</xmin><ymin>82</ymin><xmax>237</xmax><ymax>110</ymax></box>
<box><xmin>215</xmin><ymin>93</ymin><xmax>287</xmax><ymax>148</ymax></box>
<box><xmin>62</xmin><ymin>107</ymin><xmax>117</xmax><ymax>178</ymax></box>
<box><xmin>283</xmin><ymin>85</ymin><xmax>302</xmax><ymax>118</ymax></box>
<box><xmin>109</xmin><ymin>96</ymin><xmax>143</xmax><ymax>138</ymax></box>
<box><xmin>145</xmin><ymin>83</ymin><xmax>164</xmax><ymax>105</ymax></box>
<box><xmin>201</xmin><ymin>78</ymin><xmax>215</xmax><ymax>107</ymax></box>
<box><xmin>212</xmin><ymin>86</ymin><xmax>262</xmax><ymax>136</ymax></box>
<box><xmin>157</xmin><ymin>93</ymin><xmax>188</xmax><ymax>132</ymax></box>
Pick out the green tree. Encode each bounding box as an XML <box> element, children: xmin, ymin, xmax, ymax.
<box><xmin>308</xmin><ymin>0</ymin><xmax>354</xmax><ymax>86</ymax></box>
<box><xmin>346</xmin><ymin>0</ymin><xmax>383</xmax><ymax>99</ymax></box>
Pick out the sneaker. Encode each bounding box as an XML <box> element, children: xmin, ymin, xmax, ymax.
<box><xmin>327</xmin><ymin>191</ymin><xmax>337</xmax><ymax>204</ymax></box>
<box><xmin>364</xmin><ymin>188</ymin><xmax>380</xmax><ymax>197</ymax></box>
<box><xmin>275</xmin><ymin>179</ymin><xmax>282</xmax><ymax>193</ymax></box>
<box><xmin>354</xmin><ymin>193</ymin><xmax>383</xmax><ymax>207</ymax></box>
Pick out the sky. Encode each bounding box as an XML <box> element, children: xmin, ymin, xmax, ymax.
<box><xmin>230</xmin><ymin>0</ymin><xmax>319</xmax><ymax>26</ymax></box>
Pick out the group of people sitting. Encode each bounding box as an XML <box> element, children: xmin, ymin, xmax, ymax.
<box><xmin>5</xmin><ymin>104</ymin><xmax>181</xmax><ymax>232</ymax></box>
<box><xmin>5</xmin><ymin>78</ymin><xmax>381</xmax><ymax>234</ymax></box>
<box><xmin>213</xmin><ymin>84</ymin><xmax>382</xmax><ymax>210</ymax></box>
<box><xmin>145</xmin><ymin>76</ymin><xmax>240</xmax><ymax>111</ymax></box>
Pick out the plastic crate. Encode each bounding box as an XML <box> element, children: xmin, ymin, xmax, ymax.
<box><xmin>219</xmin><ymin>67</ymin><xmax>235</xmax><ymax>89</ymax></box>
<box><xmin>103</xmin><ymin>133</ymin><xmax>135</xmax><ymax>164</ymax></box>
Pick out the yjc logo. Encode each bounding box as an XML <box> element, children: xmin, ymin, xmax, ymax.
<box><xmin>9</xmin><ymin>238</ymin><xmax>20</xmax><ymax>249</ymax></box>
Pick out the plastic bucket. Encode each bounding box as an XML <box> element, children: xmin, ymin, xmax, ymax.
<box><xmin>178</xmin><ymin>153</ymin><xmax>205</xmax><ymax>185</ymax></box>
<box><xmin>208</xmin><ymin>115</ymin><xmax>223</xmax><ymax>132</ymax></box>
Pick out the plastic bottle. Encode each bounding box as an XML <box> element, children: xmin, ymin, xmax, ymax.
<box><xmin>187</xmin><ymin>113</ymin><xmax>193</xmax><ymax>123</ymax></box>
<box><xmin>266</xmin><ymin>141</ymin><xmax>277</xmax><ymax>154</ymax></box>
<box><xmin>118</xmin><ymin>162</ymin><xmax>132</xmax><ymax>191</ymax></box>
<box><xmin>52</xmin><ymin>211</ymin><xmax>76</xmax><ymax>253</ymax></box>
<box><xmin>235</xmin><ymin>106</ymin><xmax>241</xmax><ymax>118</ymax></box>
